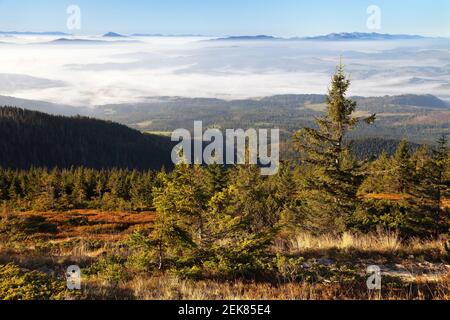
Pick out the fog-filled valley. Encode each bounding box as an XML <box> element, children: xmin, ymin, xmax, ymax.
<box><xmin>0</xmin><ymin>34</ymin><xmax>449</xmax><ymax>107</ymax></box>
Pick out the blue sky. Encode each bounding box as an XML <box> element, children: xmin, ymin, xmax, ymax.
<box><xmin>0</xmin><ymin>0</ymin><xmax>449</xmax><ymax>36</ymax></box>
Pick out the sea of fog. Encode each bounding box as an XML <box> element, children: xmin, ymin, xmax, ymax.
<box><xmin>0</xmin><ymin>35</ymin><xmax>449</xmax><ymax>107</ymax></box>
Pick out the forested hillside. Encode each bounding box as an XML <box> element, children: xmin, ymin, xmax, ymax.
<box><xmin>0</xmin><ymin>107</ymin><xmax>173</xmax><ymax>170</ymax></box>
<box><xmin>94</xmin><ymin>94</ymin><xmax>450</xmax><ymax>143</ymax></box>
<box><xmin>349</xmin><ymin>138</ymin><xmax>420</xmax><ymax>160</ymax></box>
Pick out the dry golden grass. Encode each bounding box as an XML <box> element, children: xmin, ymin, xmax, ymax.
<box><xmin>290</xmin><ymin>231</ymin><xmax>405</xmax><ymax>253</ymax></box>
<box><xmin>75</xmin><ymin>229</ymin><xmax>448</xmax><ymax>300</ymax></box>
<box><xmin>1</xmin><ymin>210</ymin><xmax>449</xmax><ymax>300</ymax></box>
<box><xmin>81</xmin><ymin>273</ymin><xmax>449</xmax><ymax>300</ymax></box>
<box><xmin>287</xmin><ymin>231</ymin><xmax>448</xmax><ymax>266</ymax></box>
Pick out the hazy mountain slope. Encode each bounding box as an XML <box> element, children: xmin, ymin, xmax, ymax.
<box><xmin>302</xmin><ymin>32</ymin><xmax>426</xmax><ymax>41</ymax></box>
<box><xmin>0</xmin><ymin>95</ymin><xmax>90</xmax><ymax>116</ymax></box>
<box><xmin>355</xmin><ymin>94</ymin><xmax>449</xmax><ymax>111</ymax></box>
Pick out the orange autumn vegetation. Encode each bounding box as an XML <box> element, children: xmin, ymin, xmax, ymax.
<box><xmin>13</xmin><ymin>210</ymin><xmax>157</xmax><ymax>241</ymax></box>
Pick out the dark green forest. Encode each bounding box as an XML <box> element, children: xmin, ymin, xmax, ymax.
<box><xmin>0</xmin><ymin>107</ymin><xmax>173</xmax><ymax>170</ymax></box>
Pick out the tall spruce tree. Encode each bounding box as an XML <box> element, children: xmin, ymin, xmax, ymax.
<box><xmin>293</xmin><ymin>62</ymin><xmax>375</xmax><ymax>234</ymax></box>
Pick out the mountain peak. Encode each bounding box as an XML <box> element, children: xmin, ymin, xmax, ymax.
<box><xmin>103</xmin><ymin>32</ymin><xmax>127</xmax><ymax>38</ymax></box>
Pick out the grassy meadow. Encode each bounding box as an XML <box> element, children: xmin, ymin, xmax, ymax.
<box><xmin>1</xmin><ymin>208</ymin><xmax>448</xmax><ymax>300</ymax></box>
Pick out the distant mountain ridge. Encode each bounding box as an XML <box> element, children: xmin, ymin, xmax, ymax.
<box><xmin>42</xmin><ymin>38</ymin><xmax>141</xmax><ymax>45</ymax></box>
<box><xmin>0</xmin><ymin>31</ymin><xmax>435</xmax><ymax>41</ymax></box>
<box><xmin>212</xmin><ymin>32</ymin><xmax>431</xmax><ymax>42</ymax></box>
<box><xmin>103</xmin><ymin>32</ymin><xmax>127</xmax><ymax>38</ymax></box>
